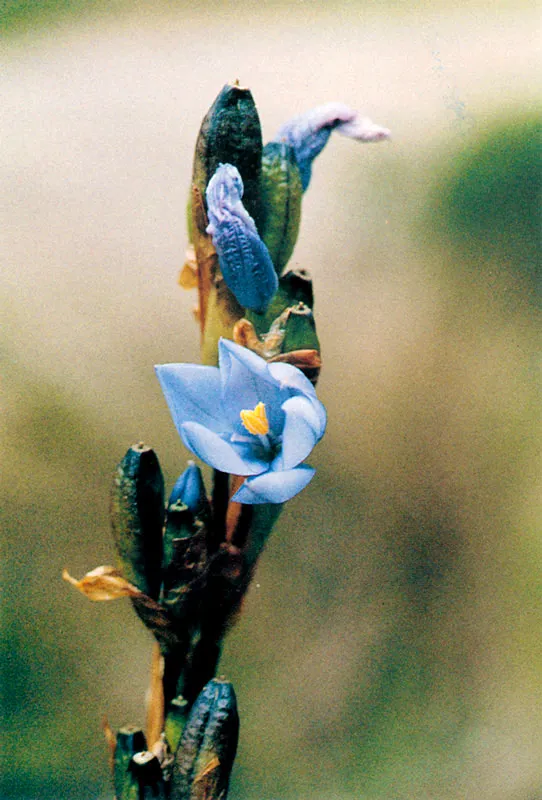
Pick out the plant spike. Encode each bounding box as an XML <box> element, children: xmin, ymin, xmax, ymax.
<box><xmin>64</xmin><ymin>82</ymin><xmax>389</xmax><ymax>800</ymax></box>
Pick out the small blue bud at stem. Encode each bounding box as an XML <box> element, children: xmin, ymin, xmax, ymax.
<box><xmin>168</xmin><ymin>461</ymin><xmax>209</xmax><ymax>518</ymax></box>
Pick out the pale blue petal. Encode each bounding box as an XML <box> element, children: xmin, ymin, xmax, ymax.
<box><xmin>206</xmin><ymin>165</ymin><xmax>278</xmax><ymax>313</ymax></box>
<box><xmin>155</xmin><ymin>364</ymin><xmax>224</xmax><ymax>434</ymax></box>
<box><xmin>232</xmin><ymin>465</ymin><xmax>316</xmax><ymax>504</ymax></box>
<box><xmin>219</xmin><ymin>339</ymin><xmax>272</xmax><ymax>385</ymax></box>
<box><xmin>205</xmin><ymin>163</ymin><xmax>243</xmax><ymax>218</ymax></box>
<box><xmin>271</xmin><ymin>396</ymin><xmax>323</xmax><ymax>471</ymax></box>
<box><xmin>275</xmin><ymin>103</ymin><xmax>357</xmax><ymax>191</ymax></box>
<box><xmin>218</xmin><ymin>339</ymin><xmax>285</xmax><ymax>435</ymax></box>
<box><xmin>268</xmin><ymin>361</ymin><xmax>318</xmax><ymax>398</ymax></box>
<box><xmin>180</xmin><ymin>422</ymin><xmax>266</xmax><ymax>476</ymax></box>
<box><xmin>268</xmin><ymin>361</ymin><xmax>326</xmax><ymax>436</ymax></box>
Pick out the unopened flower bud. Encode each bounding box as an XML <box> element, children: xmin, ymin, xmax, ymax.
<box><xmin>192</xmin><ymin>83</ymin><xmax>263</xmax><ymax>231</ymax></box>
<box><xmin>170</xmin><ymin>679</ymin><xmax>239</xmax><ymax>800</ymax></box>
<box><xmin>110</xmin><ymin>444</ymin><xmax>165</xmax><ymax>600</ymax></box>
<box><xmin>206</xmin><ymin>164</ymin><xmax>278</xmax><ymax>313</ymax></box>
<box><xmin>168</xmin><ymin>462</ymin><xmax>209</xmax><ymax>520</ymax></box>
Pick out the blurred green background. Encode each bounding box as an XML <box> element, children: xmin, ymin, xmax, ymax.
<box><xmin>2</xmin><ymin>1</ymin><xmax>540</xmax><ymax>798</ymax></box>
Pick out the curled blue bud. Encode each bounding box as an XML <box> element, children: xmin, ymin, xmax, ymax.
<box><xmin>206</xmin><ymin>163</ymin><xmax>278</xmax><ymax>313</ymax></box>
<box><xmin>168</xmin><ymin>461</ymin><xmax>208</xmax><ymax>517</ymax></box>
<box><xmin>275</xmin><ymin>102</ymin><xmax>391</xmax><ymax>191</ymax></box>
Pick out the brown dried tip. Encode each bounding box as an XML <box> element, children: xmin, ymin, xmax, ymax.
<box><xmin>191</xmin><ymin>184</ymin><xmax>218</xmax><ymax>333</ymax></box>
<box><xmin>269</xmin><ymin>348</ymin><xmax>322</xmax><ymax>385</ymax></box>
<box><xmin>179</xmin><ymin>247</ymin><xmax>198</xmax><ymax>290</ymax></box>
<box><xmin>62</xmin><ymin>566</ymin><xmax>141</xmax><ymax>601</ymax></box>
<box><xmin>146</xmin><ymin>643</ymin><xmax>165</xmax><ymax>749</ymax></box>
<box><xmin>233</xmin><ymin>318</ymin><xmax>284</xmax><ymax>360</ymax></box>
<box><xmin>102</xmin><ymin>715</ymin><xmax>116</xmax><ymax>773</ymax></box>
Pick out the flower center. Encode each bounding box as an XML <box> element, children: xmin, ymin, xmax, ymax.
<box><xmin>240</xmin><ymin>401</ymin><xmax>269</xmax><ymax>436</ymax></box>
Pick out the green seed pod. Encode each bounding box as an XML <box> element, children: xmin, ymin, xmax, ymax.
<box><xmin>161</xmin><ymin>522</ymin><xmax>207</xmax><ymax>622</ymax></box>
<box><xmin>281</xmin><ymin>302</ymin><xmax>320</xmax><ymax>354</ymax></box>
<box><xmin>131</xmin><ymin>751</ymin><xmax>166</xmax><ymax>800</ymax></box>
<box><xmin>162</xmin><ymin>500</ymin><xmax>194</xmax><ymax>574</ymax></box>
<box><xmin>192</xmin><ymin>83</ymin><xmax>263</xmax><ymax>231</ymax></box>
<box><xmin>114</xmin><ymin>726</ymin><xmax>147</xmax><ymax>800</ymax></box>
<box><xmin>245</xmin><ymin>267</ymin><xmax>314</xmax><ymax>338</ymax></box>
<box><xmin>110</xmin><ymin>444</ymin><xmax>165</xmax><ymax>600</ymax></box>
<box><xmin>165</xmin><ymin>695</ymin><xmax>190</xmax><ymax>755</ymax></box>
<box><xmin>170</xmin><ymin>679</ymin><xmax>239</xmax><ymax>800</ymax></box>
<box><xmin>260</xmin><ymin>142</ymin><xmax>303</xmax><ymax>274</ymax></box>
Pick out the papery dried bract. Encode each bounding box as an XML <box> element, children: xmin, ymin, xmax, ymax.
<box><xmin>62</xmin><ymin>566</ymin><xmax>141</xmax><ymax>601</ymax></box>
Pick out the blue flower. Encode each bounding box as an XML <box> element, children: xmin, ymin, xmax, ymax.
<box><xmin>155</xmin><ymin>339</ymin><xmax>326</xmax><ymax>504</ymax></box>
<box><xmin>206</xmin><ymin>164</ymin><xmax>278</xmax><ymax>313</ymax></box>
<box><xmin>274</xmin><ymin>102</ymin><xmax>391</xmax><ymax>191</ymax></box>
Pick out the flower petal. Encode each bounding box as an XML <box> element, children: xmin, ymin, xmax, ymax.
<box><xmin>62</xmin><ymin>566</ymin><xmax>141</xmax><ymax>601</ymax></box>
<box><xmin>336</xmin><ymin>116</ymin><xmax>391</xmax><ymax>142</ymax></box>
<box><xmin>275</xmin><ymin>103</ymin><xmax>389</xmax><ymax>191</ymax></box>
<box><xmin>272</xmin><ymin>396</ymin><xmax>325</xmax><ymax>471</ymax></box>
<box><xmin>206</xmin><ymin>164</ymin><xmax>278</xmax><ymax>313</ymax></box>
<box><xmin>218</xmin><ymin>339</ymin><xmax>285</xmax><ymax>435</ymax></box>
<box><xmin>268</xmin><ymin>361</ymin><xmax>326</xmax><ymax>435</ymax></box>
<box><xmin>268</xmin><ymin>360</ymin><xmax>318</xmax><ymax>398</ymax></box>
<box><xmin>232</xmin><ymin>465</ymin><xmax>316</xmax><ymax>504</ymax></box>
<box><xmin>180</xmin><ymin>422</ymin><xmax>266</xmax><ymax>475</ymax></box>
<box><xmin>155</xmin><ymin>364</ymin><xmax>224</xmax><ymax>434</ymax></box>
<box><xmin>275</xmin><ymin>103</ymin><xmax>355</xmax><ymax>190</ymax></box>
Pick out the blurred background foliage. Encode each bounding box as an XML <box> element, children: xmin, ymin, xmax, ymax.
<box><xmin>1</xmin><ymin>1</ymin><xmax>540</xmax><ymax>798</ymax></box>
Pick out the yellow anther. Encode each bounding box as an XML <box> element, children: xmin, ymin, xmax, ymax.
<box><xmin>240</xmin><ymin>401</ymin><xmax>269</xmax><ymax>436</ymax></box>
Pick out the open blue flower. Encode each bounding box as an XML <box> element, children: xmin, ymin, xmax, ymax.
<box><xmin>155</xmin><ymin>339</ymin><xmax>326</xmax><ymax>504</ymax></box>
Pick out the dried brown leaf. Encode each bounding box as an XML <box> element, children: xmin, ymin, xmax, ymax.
<box><xmin>191</xmin><ymin>184</ymin><xmax>218</xmax><ymax>334</ymax></box>
<box><xmin>146</xmin><ymin>643</ymin><xmax>165</xmax><ymax>748</ymax></box>
<box><xmin>101</xmin><ymin>715</ymin><xmax>116</xmax><ymax>774</ymax></box>
<box><xmin>195</xmin><ymin>755</ymin><xmax>220</xmax><ymax>781</ymax></box>
<box><xmin>62</xmin><ymin>566</ymin><xmax>141</xmax><ymax>601</ymax></box>
<box><xmin>179</xmin><ymin>245</ymin><xmax>198</xmax><ymax>289</ymax></box>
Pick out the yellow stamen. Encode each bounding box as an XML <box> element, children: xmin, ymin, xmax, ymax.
<box><xmin>240</xmin><ymin>401</ymin><xmax>269</xmax><ymax>436</ymax></box>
